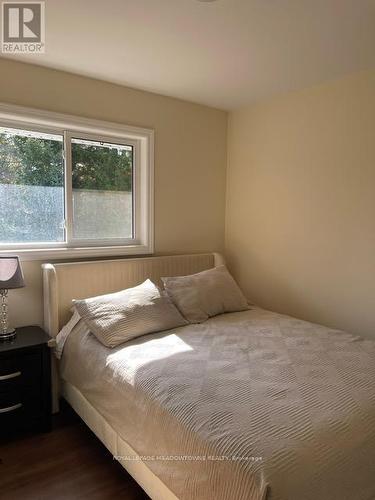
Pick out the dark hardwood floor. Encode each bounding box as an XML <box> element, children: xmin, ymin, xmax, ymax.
<box><xmin>0</xmin><ymin>403</ymin><xmax>149</xmax><ymax>500</ymax></box>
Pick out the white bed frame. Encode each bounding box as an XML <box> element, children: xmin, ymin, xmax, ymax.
<box><xmin>42</xmin><ymin>253</ymin><xmax>224</xmax><ymax>500</ymax></box>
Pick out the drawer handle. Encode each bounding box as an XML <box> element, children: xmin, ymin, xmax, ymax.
<box><xmin>0</xmin><ymin>371</ymin><xmax>21</xmax><ymax>381</ymax></box>
<box><xmin>0</xmin><ymin>403</ymin><xmax>22</xmax><ymax>414</ymax></box>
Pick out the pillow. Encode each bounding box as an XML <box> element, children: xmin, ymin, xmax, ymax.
<box><xmin>73</xmin><ymin>279</ymin><xmax>188</xmax><ymax>348</ymax></box>
<box><xmin>162</xmin><ymin>265</ymin><xmax>249</xmax><ymax>323</ymax></box>
<box><xmin>55</xmin><ymin>308</ymin><xmax>82</xmax><ymax>359</ymax></box>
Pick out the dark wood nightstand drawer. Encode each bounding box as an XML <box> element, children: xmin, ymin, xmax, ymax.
<box><xmin>0</xmin><ymin>384</ymin><xmax>43</xmax><ymax>415</ymax></box>
<box><xmin>0</xmin><ymin>351</ymin><xmax>42</xmax><ymax>391</ymax></box>
<box><xmin>0</xmin><ymin>396</ymin><xmax>44</xmax><ymax>431</ymax></box>
<box><xmin>0</xmin><ymin>326</ymin><xmax>52</xmax><ymax>436</ymax></box>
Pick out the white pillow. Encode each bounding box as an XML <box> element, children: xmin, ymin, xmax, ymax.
<box><xmin>162</xmin><ymin>265</ymin><xmax>249</xmax><ymax>323</ymax></box>
<box><xmin>74</xmin><ymin>279</ymin><xmax>188</xmax><ymax>348</ymax></box>
<box><xmin>55</xmin><ymin>308</ymin><xmax>82</xmax><ymax>359</ymax></box>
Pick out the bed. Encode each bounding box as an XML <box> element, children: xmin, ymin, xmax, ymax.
<box><xmin>42</xmin><ymin>253</ymin><xmax>375</xmax><ymax>500</ymax></box>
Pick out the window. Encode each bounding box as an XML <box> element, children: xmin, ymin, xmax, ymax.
<box><xmin>0</xmin><ymin>127</ymin><xmax>65</xmax><ymax>244</ymax></box>
<box><xmin>71</xmin><ymin>137</ymin><xmax>133</xmax><ymax>241</ymax></box>
<box><xmin>0</xmin><ymin>104</ymin><xmax>154</xmax><ymax>258</ymax></box>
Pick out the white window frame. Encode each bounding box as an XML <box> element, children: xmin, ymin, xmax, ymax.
<box><xmin>0</xmin><ymin>103</ymin><xmax>154</xmax><ymax>260</ymax></box>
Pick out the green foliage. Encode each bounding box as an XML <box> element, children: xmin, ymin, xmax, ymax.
<box><xmin>72</xmin><ymin>143</ymin><xmax>132</xmax><ymax>192</ymax></box>
<box><xmin>15</xmin><ymin>136</ymin><xmax>63</xmax><ymax>186</ymax></box>
<box><xmin>0</xmin><ymin>134</ymin><xmax>63</xmax><ymax>186</ymax></box>
<box><xmin>0</xmin><ymin>132</ymin><xmax>133</xmax><ymax>192</ymax></box>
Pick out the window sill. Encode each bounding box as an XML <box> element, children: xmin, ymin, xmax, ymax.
<box><xmin>0</xmin><ymin>244</ymin><xmax>154</xmax><ymax>261</ymax></box>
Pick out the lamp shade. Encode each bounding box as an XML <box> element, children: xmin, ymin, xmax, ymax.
<box><xmin>0</xmin><ymin>256</ymin><xmax>25</xmax><ymax>289</ymax></box>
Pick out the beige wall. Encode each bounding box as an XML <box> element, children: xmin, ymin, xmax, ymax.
<box><xmin>0</xmin><ymin>59</ymin><xmax>227</xmax><ymax>329</ymax></box>
<box><xmin>2</xmin><ymin>60</ymin><xmax>374</xmax><ymax>340</ymax></box>
<box><xmin>226</xmin><ymin>71</ymin><xmax>375</xmax><ymax>339</ymax></box>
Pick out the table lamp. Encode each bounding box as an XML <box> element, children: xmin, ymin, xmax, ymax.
<box><xmin>0</xmin><ymin>256</ymin><xmax>25</xmax><ymax>341</ymax></box>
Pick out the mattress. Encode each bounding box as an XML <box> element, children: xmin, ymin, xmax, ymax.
<box><xmin>60</xmin><ymin>308</ymin><xmax>375</xmax><ymax>500</ymax></box>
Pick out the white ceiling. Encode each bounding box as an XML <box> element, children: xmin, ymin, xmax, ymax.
<box><xmin>3</xmin><ymin>0</ymin><xmax>375</xmax><ymax>110</ymax></box>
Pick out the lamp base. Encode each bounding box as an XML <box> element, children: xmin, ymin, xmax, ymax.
<box><xmin>0</xmin><ymin>328</ymin><xmax>16</xmax><ymax>342</ymax></box>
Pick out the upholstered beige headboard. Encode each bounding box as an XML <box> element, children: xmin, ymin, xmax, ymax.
<box><xmin>42</xmin><ymin>253</ymin><xmax>224</xmax><ymax>337</ymax></box>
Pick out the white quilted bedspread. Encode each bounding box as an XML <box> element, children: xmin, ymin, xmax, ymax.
<box><xmin>61</xmin><ymin>308</ymin><xmax>375</xmax><ymax>500</ymax></box>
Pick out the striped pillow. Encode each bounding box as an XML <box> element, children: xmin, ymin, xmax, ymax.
<box><xmin>74</xmin><ymin>279</ymin><xmax>188</xmax><ymax>348</ymax></box>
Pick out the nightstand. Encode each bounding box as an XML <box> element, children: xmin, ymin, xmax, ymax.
<box><xmin>0</xmin><ymin>326</ymin><xmax>52</xmax><ymax>436</ymax></box>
